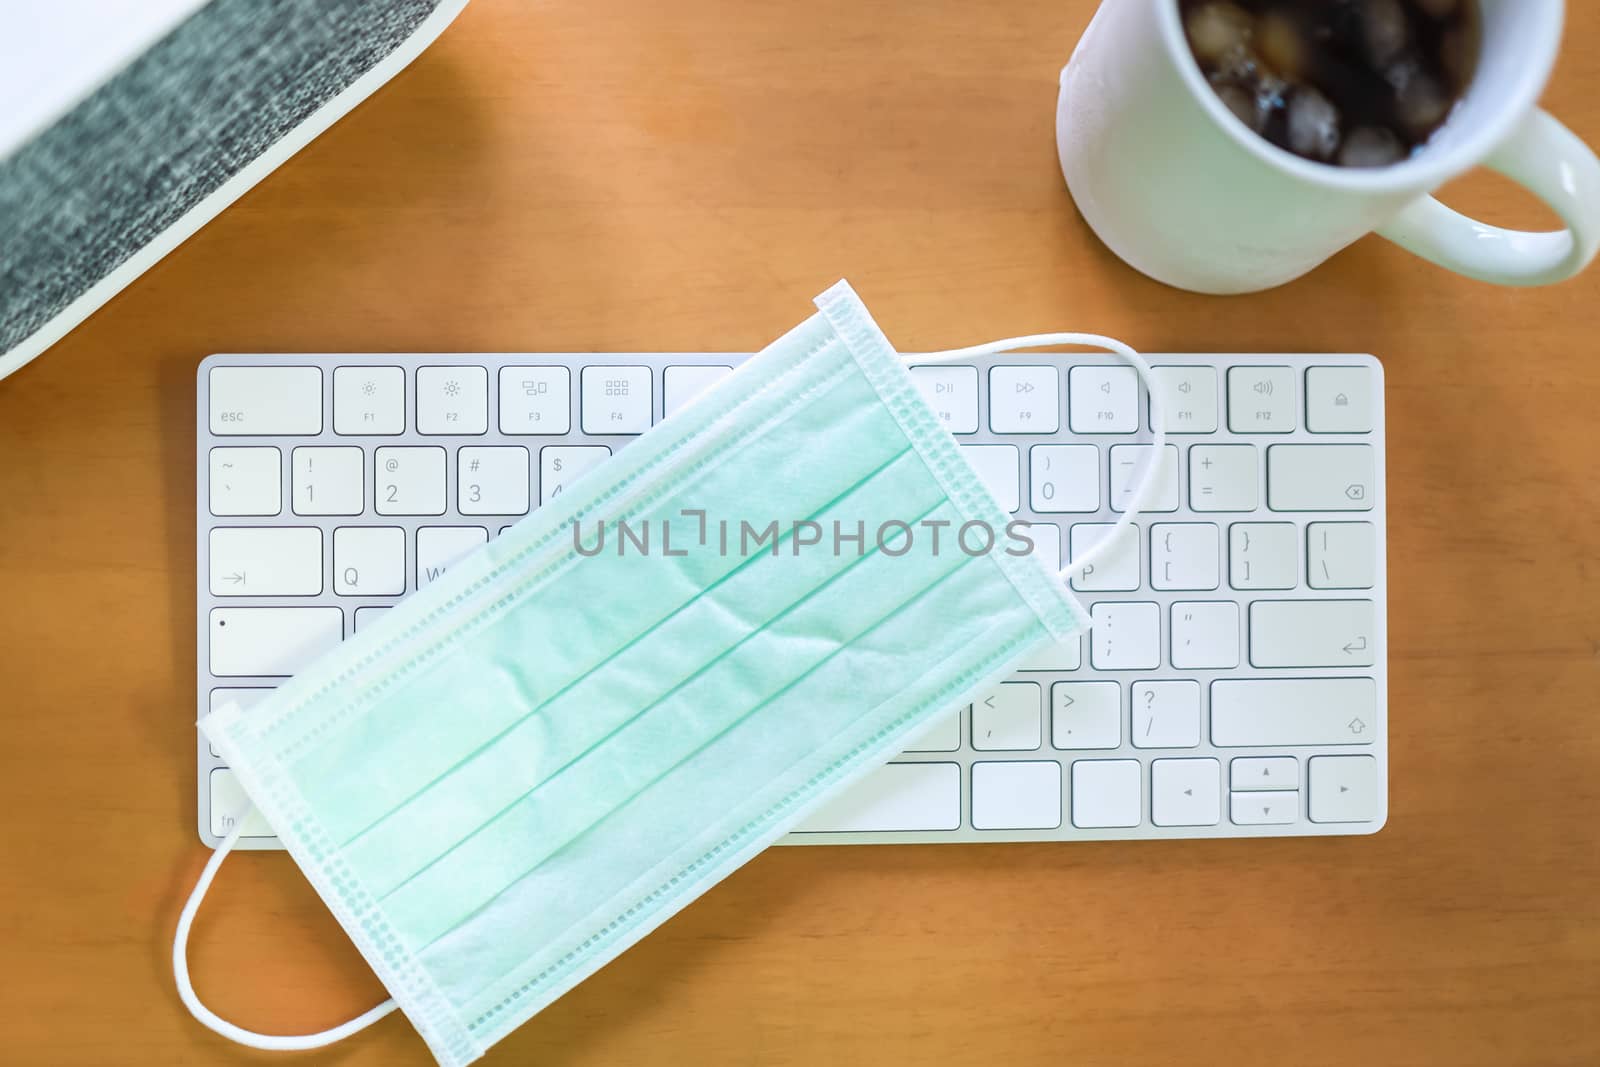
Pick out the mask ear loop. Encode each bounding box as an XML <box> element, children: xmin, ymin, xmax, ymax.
<box><xmin>173</xmin><ymin>806</ymin><xmax>398</xmax><ymax>1050</ymax></box>
<box><xmin>912</xmin><ymin>334</ymin><xmax>1167</xmax><ymax>581</ymax></box>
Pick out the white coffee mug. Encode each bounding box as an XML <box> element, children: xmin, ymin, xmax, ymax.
<box><xmin>1057</xmin><ymin>0</ymin><xmax>1600</xmax><ymax>294</ymax></box>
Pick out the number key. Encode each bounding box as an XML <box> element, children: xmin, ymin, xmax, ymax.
<box><xmin>458</xmin><ymin>446</ymin><xmax>531</xmax><ymax>515</ymax></box>
<box><xmin>375</xmin><ymin>446</ymin><xmax>446</xmax><ymax>515</ymax></box>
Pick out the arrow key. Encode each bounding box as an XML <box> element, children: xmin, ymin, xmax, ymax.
<box><xmin>1309</xmin><ymin>755</ymin><xmax>1381</xmax><ymax>824</ymax></box>
<box><xmin>1152</xmin><ymin>758</ymin><xmax>1220</xmax><ymax>827</ymax></box>
<box><xmin>1230</xmin><ymin>756</ymin><xmax>1298</xmax><ymax>791</ymax></box>
<box><xmin>1230</xmin><ymin>790</ymin><xmax>1299</xmax><ymax>826</ymax></box>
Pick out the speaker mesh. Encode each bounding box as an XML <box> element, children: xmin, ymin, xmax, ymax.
<box><xmin>0</xmin><ymin>0</ymin><xmax>443</xmax><ymax>356</ymax></box>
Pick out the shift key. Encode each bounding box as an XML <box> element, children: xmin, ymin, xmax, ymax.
<box><xmin>1213</xmin><ymin>678</ymin><xmax>1377</xmax><ymax>747</ymax></box>
<box><xmin>1251</xmin><ymin>600</ymin><xmax>1375</xmax><ymax>667</ymax></box>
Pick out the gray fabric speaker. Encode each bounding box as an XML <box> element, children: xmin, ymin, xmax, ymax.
<box><xmin>0</xmin><ymin>0</ymin><xmax>470</xmax><ymax>382</ymax></box>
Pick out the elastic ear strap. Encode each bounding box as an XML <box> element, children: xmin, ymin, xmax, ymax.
<box><xmin>913</xmin><ymin>333</ymin><xmax>1168</xmax><ymax>580</ymax></box>
<box><xmin>173</xmin><ymin>807</ymin><xmax>398</xmax><ymax>1051</ymax></box>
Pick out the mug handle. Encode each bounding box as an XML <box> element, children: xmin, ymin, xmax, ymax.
<box><xmin>1377</xmin><ymin>109</ymin><xmax>1600</xmax><ymax>287</ymax></box>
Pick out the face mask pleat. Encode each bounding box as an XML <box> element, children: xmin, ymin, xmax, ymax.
<box><xmin>339</xmin><ymin>448</ymin><xmax>942</xmax><ymax>897</ymax></box>
<box><xmin>376</xmin><ymin>493</ymin><xmax>970</xmax><ymax>948</ymax></box>
<box><xmin>436</xmin><ymin>550</ymin><xmax>1050</xmax><ymax>1027</ymax></box>
<box><xmin>259</xmin><ymin>327</ymin><xmax>849</xmax><ymax>761</ymax></box>
<box><xmin>287</xmin><ymin>364</ymin><xmax>901</xmax><ymax>843</ymax></box>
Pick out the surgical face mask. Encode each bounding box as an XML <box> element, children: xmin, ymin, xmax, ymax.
<box><xmin>174</xmin><ymin>281</ymin><xmax>1165</xmax><ymax>1066</ymax></box>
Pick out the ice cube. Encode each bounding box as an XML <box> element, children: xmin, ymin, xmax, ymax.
<box><xmin>1256</xmin><ymin>13</ymin><xmax>1306</xmax><ymax>80</ymax></box>
<box><xmin>1387</xmin><ymin>57</ymin><xmax>1451</xmax><ymax>135</ymax></box>
<box><xmin>1185</xmin><ymin>2</ymin><xmax>1253</xmax><ymax>66</ymax></box>
<box><xmin>1363</xmin><ymin>0</ymin><xmax>1409</xmax><ymax>67</ymax></box>
<box><xmin>1339</xmin><ymin>126</ymin><xmax>1404</xmax><ymax>168</ymax></box>
<box><xmin>1288</xmin><ymin>87</ymin><xmax>1342</xmax><ymax>161</ymax></box>
<box><xmin>1216</xmin><ymin>85</ymin><xmax>1259</xmax><ymax>131</ymax></box>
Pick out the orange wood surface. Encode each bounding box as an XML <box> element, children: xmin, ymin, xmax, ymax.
<box><xmin>1</xmin><ymin>2</ymin><xmax>1597</xmax><ymax>1064</ymax></box>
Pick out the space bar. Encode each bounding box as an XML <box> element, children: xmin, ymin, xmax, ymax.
<box><xmin>794</xmin><ymin>763</ymin><xmax>961</xmax><ymax>833</ymax></box>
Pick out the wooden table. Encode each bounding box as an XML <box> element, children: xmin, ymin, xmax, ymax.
<box><xmin>3</xmin><ymin>1</ymin><xmax>1597</xmax><ymax>1063</ymax></box>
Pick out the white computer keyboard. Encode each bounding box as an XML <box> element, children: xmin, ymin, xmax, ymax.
<box><xmin>195</xmin><ymin>351</ymin><xmax>1387</xmax><ymax>849</ymax></box>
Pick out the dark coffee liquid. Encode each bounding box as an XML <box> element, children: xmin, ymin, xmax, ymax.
<box><xmin>1180</xmin><ymin>0</ymin><xmax>1481</xmax><ymax>167</ymax></box>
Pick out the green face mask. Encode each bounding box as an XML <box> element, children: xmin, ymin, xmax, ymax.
<box><xmin>174</xmin><ymin>282</ymin><xmax>1161</xmax><ymax>1066</ymax></box>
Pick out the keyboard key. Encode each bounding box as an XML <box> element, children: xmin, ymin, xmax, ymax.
<box><xmin>1231</xmin><ymin>757</ymin><xmax>1298</xmax><ymax>792</ymax></box>
<box><xmin>333</xmin><ymin>526</ymin><xmax>405</xmax><ymax>596</ymax></box>
<box><xmin>209</xmin><ymin>769</ymin><xmax>275</xmax><ymax>838</ymax></box>
<box><xmin>540</xmin><ymin>445</ymin><xmax>612</xmax><ymax>504</ymax></box>
<box><xmin>1309</xmin><ymin>755</ymin><xmax>1380</xmax><ymax>823</ymax></box>
<box><xmin>1150</xmin><ymin>366</ymin><xmax>1218</xmax><ymax>432</ymax></box>
<box><xmin>417</xmin><ymin>526</ymin><xmax>488</xmax><ymax>587</ymax></box>
<box><xmin>1229</xmin><ymin>522</ymin><xmax>1298</xmax><ymax>590</ymax></box>
<box><xmin>1267</xmin><ymin>444</ymin><xmax>1375</xmax><ymax>512</ymax></box>
<box><xmin>1151</xmin><ymin>523</ymin><xmax>1220</xmax><ymax>591</ymax></box>
<box><xmin>1306</xmin><ymin>366</ymin><xmax>1374</xmax><ymax>433</ymax></box>
<box><xmin>1190</xmin><ymin>445</ymin><xmax>1258</xmax><ymax>512</ymax></box>
<box><xmin>1131</xmin><ymin>680</ymin><xmax>1202</xmax><ymax>748</ymax></box>
<box><xmin>208</xmin><ymin>527</ymin><xmax>322</xmax><ymax>596</ymax></box>
<box><xmin>663</xmin><ymin>365</ymin><xmax>734</xmax><ymax>419</ymax></box>
<box><xmin>1071</xmin><ymin>759</ymin><xmax>1141</xmax><ymax>828</ymax></box>
<box><xmin>499</xmin><ymin>367</ymin><xmax>571</xmax><ymax>435</ymax></box>
<box><xmin>1018</xmin><ymin>635</ymin><xmax>1081</xmax><ymax>672</ymax></box>
<box><xmin>1308</xmin><ymin>522</ymin><xmax>1377</xmax><ymax>590</ymax></box>
<box><xmin>903</xmin><ymin>710</ymin><xmax>961</xmax><ymax>753</ymax></box>
<box><xmin>375</xmin><ymin>446</ymin><xmax>446</xmax><ymax>515</ymax></box>
<box><xmin>796</xmin><ymin>762</ymin><xmax>961</xmax><ymax>833</ymax></box>
<box><xmin>972</xmin><ymin>682</ymin><xmax>1042</xmax><ymax>751</ymax></box>
<box><xmin>1230</xmin><ymin>790</ymin><xmax>1298</xmax><ymax>826</ymax></box>
<box><xmin>1051</xmin><ymin>681</ymin><xmax>1121</xmax><ymax>749</ymax></box>
<box><xmin>1090</xmin><ymin>602</ymin><xmax>1160</xmax><ymax>671</ymax></box>
<box><xmin>961</xmin><ymin>444</ymin><xmax>1021</xmax><ymax>513</ymax></box>
<box><xmin>988</xmin><ymin>366</ymin><xmax>1060</xmax><ymax>433</ymax></box>
<box><xmin>208</xmin><ymin>687</ymin><xmax>272</xmax><ymax>716</ymax></box>
<box><xmin>458</xmin><ymin>446</ymin><xmax>531</xmax><ymax>515</ymax></box>
<box><xmin>209</xmin><ymin>447</ymin><xmax>281</xmax><ymax>516</ymax></box>
<box><xmin>1227</xmin><ymin>366</ymin><xmax>1295</xmax><ymax>433</ymax></box>
<box><xmin>209</xmin><ymin>607</ymin><xmax>342</xmax><ymax>676</ymax></box>
<box><xmin>1026</xmin><ymin>522</ymin><xmax>1062</xmax><ymax>575</ymax></box>
<box><xmin>909</xmin><ymin>366</ymin><xmax>978</xmax><ymax>434</ymax></box>
<box><xmin>1030</xmin><ymin>444</ymin><xmax>1100</xmax><ymax>513</ymax></box>
<box><xmin>1171</xmin><ymin>602</ymin><xmax>1240</xmax><ymax>669</ymax></box>
<box><xmin>209</xmin><ymin>366</ymin><xmax>322</xmax><ymax>435</ymax></box>
<box><xmin>1110</xmin><ymin>444</ymin><xmax>1180</xmax><ymax>512</ymax></box>
<box><xmin>1211</xmin><ymin>678</ymin><xmax>1377</xmax><ymax>747</ymax></box>
<box><xmin>333</xmin><ymin>366</ymin><xmax>404</xmax><ymax>435</ymax></box>
<box><xmin>1250</xmin><ymin>600</ymin><xmax>1375</xmax><ymax>667</ymax></box>
<box><xmin>354</xmin><ymin>606</ymin><xmax>391</xmax><ymax>632</ymax></box>
<box><xmin>1070</xmin><ymin>366</ymin><xmax>1138</xmax><ymax>433</ymax></box>
<box><xmin>292</xmin><ymin>446</ymin><xmax>364</xmax><ymax>516</ymax></box>
<box><xmin>1069</xmin><ymin>524</ymin><xmax>1140</xmax><ymax>592</ymax></box>
<box><xmin>417</xmin><ymin>366</ymin><xmax>488</xmax><ymax>435</ymax></box>
<box><xmin>1152</xmin><ymin>758</ymin><xmax>1221</xmax><ymax>826</ymax></box>
<box><xmin>206</xmin><ymin>688</ymin><xmax>272</xmax><ymax>755</ymax></box>
<box><xmin>973</xmin><ymin>761</ymin><xmax>1062</xmax><ymax>830</ymax></box>
<box><xmin>581</xmin><ymin>366</ymin><xmax>652</xmax><ymax>434</ymax></box>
